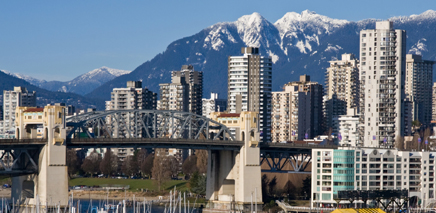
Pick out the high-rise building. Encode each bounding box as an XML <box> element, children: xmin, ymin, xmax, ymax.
<box><xmin>202</xmin><ymin>93</ymin><xmax>227</xmax><ymax>118</ymax></box>
<box><xmin>405</xmin><ymin>54</ymin><xmax>435</xmax><ymax>126</ymax></box>
<box><xmin>271</xmin><ymin>75</ymin><xmax>323</xmax><ymax>142</ymax></box>
<box><xmin>159</xmin><ymin>65</ymin><xmax>203</xmax><ymax>115</ymax></box>
<box><xmin>106</xmin><ymin>81</ymin><xmax>156</xmax><ymax>164</ymax></box>
<box><xmin>324</xmin><ymin>53</ymin><xmax>359</xmax><ymax>129</ymax></box>
<box><xmin>106</xmin><ymin>81</ymin><xmax>157</xmax><ymax>110</ymax></box>
<box><xmin>228</xmin><ymin>47</ymin><xmax>272</xmax><ymax>142</ymax></box>
<box><xmin>171</xmin><ymin>65</ymin><xmax>203</xmax><ymax>115</ymax></box>
<box><xmin>432</xmin><ymin>83</ymin><xmax>436</xmax><ymax>121</ymax></box>
<box><xmin>359</xmin><ymin>21</ymin><xmax>407</xmax><ymax>147</ymax></box>
<box><xmin>0</xmin><ymin>87</ymin><xmax>36</xmax><ymax>137</ymax></box>
<box><xmin>159</xmin><ymin>65</ymin><xmax>203</xmax><ymax>163</ymax></box>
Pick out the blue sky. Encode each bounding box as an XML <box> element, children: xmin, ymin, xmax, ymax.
<box><xmin>0</xmin><ymin>0</ymin><xmax>433</xmax><ymax>81</ymax></box>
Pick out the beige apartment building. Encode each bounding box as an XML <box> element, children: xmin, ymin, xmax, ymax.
<box><xmin>359</xmin><ymin>21</ymin><xmax>408</xmax><ymax>147</ymax></box>
<box><xmin>159</xmin><ymin>65</ymin><xmax>203</xmax><ymax>115</ymax></box>
<box><xmin>271</xmin><ymin>75</ymin><xmax>323</xmax><ymax>142</ymax></box>
<box><xmin>405</xmin><ymin>54</ymin><xmax>435</xmax><ymax>126</ymax></box>
<box><xmin>324</xmin><ymin>53</ymin><xmax>359</xmax><ymax>129</ymax></box>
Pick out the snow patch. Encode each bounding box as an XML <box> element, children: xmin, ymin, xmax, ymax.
<box><xmin>409</xmin><ymin>38</ymin><xmax>428</xmax><ymax>55</ymax></box>
<box><xmin>324</xmin><ymin>44</ymin><xmax>342</xmax><ymax>52</ymax></box>
<box><xmin>267</xmin><ymin>50</ymin><xmax>279</xmax><ymax>63</ymax></box>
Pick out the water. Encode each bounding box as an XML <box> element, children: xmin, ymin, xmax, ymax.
<box><xmin>0</xmin><ymin>199</ymin><xmax>200</xmax><ymax>213</ymax></box>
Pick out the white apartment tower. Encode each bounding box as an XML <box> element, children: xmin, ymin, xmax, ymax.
<box><xmin>107</xmin><ymin>81</ymin><xmax>157</xmax><ymax>110</ymax></box>
<box><xmin>271</xmin><ymin>75</ymin><xmax>323</xmax><ymax>142</ymax></box>
<box><xmin>405</xmin><ymin>54</ymin><xmax>435</xmax><ymax>126</ymax></box>
<box><xmin>0</xmin><ymin>87</ymin><xmax>36</xmax><ymax>137</ymax></box>
<box><xmin>324</xmin><ymin>53</ymin><xmax>359</xmax><ymax>129</ymax></box>
<box><xmin>228</xmin><ymin>47</ymin><xmax>272</xmax><ymax>142</ymax></box>
<box><xmin>202</xmin><ymin>93</ymin><xmax>227</xmax><ymax>118</ymax></box>
<box><xmin>359</xmin><ymin>21</ymin><xmax>407</xmax><ymax>147</ymax></box>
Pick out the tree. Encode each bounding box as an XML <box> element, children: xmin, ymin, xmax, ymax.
<box><xmin>81</xmin><ymin>150</ymin><xmax>101</xmax><ymax>177</ymax></box>
<box><xmin>283</xmin><ymin>180</ymin><xmax>297</xmax><ymax>200</ymax></box>
<box><xmin>121</xmin><ymin>156</ymin><xmax>135</xmax><ymax>176</ymax></box>
<box><xmin>261</xmin><ymin>174</ymin><xmax>269</xmax><ymax>201</ymax></box>
<box><xmin>167</xmin><ymin>155</ymin><xmax>180</xmax><ymax>178</ymax></box>
<box><xmin>66</xmin><ymin>149</ymin><xmax>78</xmax><ymax>178</ymax></box>
<box><xmin>100</xmin><ymin>149</ymin><xmax>117</xmax><ymax>176</ymax></box>
<box><xmin>182</xmin><ymin>155</ymin><xmax>198</xmax><ymax>176</ymax></box>
<box><xmin>140</xmin><ymin>154</ymin><xmax>154</xmax><ymax>177</ymax></box>
<box><xmin>152</xmin><ymin>149</ymin><xmax>173</xmax><ymax>191</ymax></box>
<box><xmin>196</xmin><ymin>150</ymin><xmax>208</xmax><ymax>174</ymax></box>
<box><xmin>300</xmin><ymin>176</ymin><xmax>311</xmax><ymax>200</ymax></box>
<box><xmin>268</xmin><ymin>176</ymin><xmax>278</xmax><ymax>196</ymax></box>
<box><xmin>395</xmin><ymin>135</ymin><xmax>404</xmax><ymax>151</ymax></box>
<box><xmin>190</xmin><ymin>171</ymin><xmax>206</xmax><ymax>195</ymax></box>
<box><xmin>412</xmin><ymin>120</ymin><xmax>421</xmax><ymax>132</ymax></box>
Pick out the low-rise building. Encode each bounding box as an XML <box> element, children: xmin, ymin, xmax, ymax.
<box><xmin>311</xmin><ymin>147</ymin><xmax>436</xmax><ymax>208</ymax></box>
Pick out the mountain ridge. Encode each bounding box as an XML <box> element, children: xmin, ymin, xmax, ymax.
<box><xmin>1</xmin><ymin>66</ymin><xmax>131</xmax><ymax>95</ymax></box>
<box><xmin>86</xmin><ymin>10</ymin><xmax>436</xmax><ymax>101</ymax></box>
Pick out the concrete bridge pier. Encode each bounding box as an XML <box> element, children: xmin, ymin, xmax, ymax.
<box><xmin>207</xmin><ymin>112</ymin><xmax>262</xmax><ymax>212</ymax></box>
<box><xmin>12</xmin><ymin>106</ymin><xmax>69</xmax><ymax>209</ymax></box>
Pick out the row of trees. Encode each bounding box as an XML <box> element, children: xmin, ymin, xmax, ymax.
<box><xmin>66</xmin><ymin>148</ymin><xmax>209</xmax><ymax>192</ymax></box>
<box><xmin>261</xmin><ymin>175</ymin><xmax>311</xmax><ymax>202</ymax></box>
<box><xmin>395</xmin><ymin>127</ymin><xmax>433</xmax><ymax>151</ymax></box>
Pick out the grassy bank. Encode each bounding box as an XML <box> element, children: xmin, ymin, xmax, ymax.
<box><xmin>69</xmin><ymin>178</ymin><xmax>188</xmax><ymax>192</ymax></box>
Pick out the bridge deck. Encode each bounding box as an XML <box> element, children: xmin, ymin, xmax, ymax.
<box><xmin>67</xmin><ymin>138</ymin><xmax>244</xmax><ymax>150</ymax></box>
<box><xmin>0</xmin><ymin>139</ymin><xmax>46</xmax><ymax>149</ymax></box>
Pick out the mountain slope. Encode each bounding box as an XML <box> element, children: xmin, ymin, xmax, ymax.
<box><xmin>2</xmin><ymin>67</ymin><xmax>130</xmax><ymax>95</ymax></box>
<box><xmin>84</xmin><ymin>10</ymin><xmax>436</xmax><ymax>101</ymax></box>
<box><xmin>0</xmin><ymin>71</ymin><xmax>105</xmax><ymax>109</ymax></box>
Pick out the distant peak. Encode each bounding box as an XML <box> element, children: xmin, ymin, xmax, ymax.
<box><xmin>237</xmin><ymin>12</ymin><xmax>268</xmax><ymax>24</ymax></box>
<box><xmin>301</xmin><ymin>10</ymin><xmax>317</xmax><ymax>16</ymax></box>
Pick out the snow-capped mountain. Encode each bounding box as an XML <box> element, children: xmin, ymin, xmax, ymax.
<box><xmin>0</xmin><ymin>70</ymin><xmax>47</xmax><ymax>86</ymax></box>
<box><xmin>2</xmin><ymin>67</ymin><xmax>131</xmax><ymax>95</ymax></box>
<box><xmin>69</xmin><ymin>10</ymin><xmax>436</xmax><ymax>100</ymax></box>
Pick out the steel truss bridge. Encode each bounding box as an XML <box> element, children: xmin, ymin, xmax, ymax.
<box><xmin>0</xmin><ymin>110</ymin><xmax>337</xmax><ymax>175</ymax></box>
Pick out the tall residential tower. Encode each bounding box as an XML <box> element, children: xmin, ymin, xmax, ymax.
<box><xmin>228</xmin><ymin>47</ymin><xmax>272</xmax><ymax>142</ymax></box>
<box><xmin>324</xmin><ymin>53</ymin><xmax>359</xmax><ymax>129</ymax></box>
<box><xmin>405</xmin><ymin>54</ymin><xmax>435</xmax><ymax>126</ymax></box>
<box><xmin>271</xmin><ymin>75</ymin><xmax>323</xmax><ymax>142</ymax></box>
<box><xmin>359</xmin><ymin>21</ymin><xmax>407</xmax><ymax>147</ymax></box>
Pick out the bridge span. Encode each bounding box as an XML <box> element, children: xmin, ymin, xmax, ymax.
<box><xmin>0</xmin><ymin>107</ymin><xmax>335</xmax><ymax>212</ymax></box>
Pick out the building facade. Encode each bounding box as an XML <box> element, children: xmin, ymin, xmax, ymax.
<box><xmin>359</xmin><ymin>21</ymin><xmax>407</xmax><ymax>147</ymax></box>
<box><xmin>324</xmin><ymin>53</ymin><xmax>359</xmax><ymax>129</ymax></box>
<box><xmin>106</xmin><ymin>81</ymin><xmax>157</xmax><ymax>110</ymax></box>
<box><xmin>433</xmin><ymin>83</ymin><xmax>436</xmax><ymax>121</ymax></box>
<box><xmin>405</xmin><ymin>54</ymin><xmax>435</xmax><ymax>126</ymax></box>
<box><xmin>202</xmin><ymin>93</ymin><xmax>227</xmax><ymax>118</ymax></box>
<box><xmin>171</xmin><ymin>65</ymin><xmax>203</xmax><ymax>115</ymax></box>
<box><xmin>106</xmin><ymin>81</ymin><xmax>157</xmax><ymax>164</ymax></box>
<box><xmin>271</xmin><ymin>75</ymin><xmax>323</xmax><ymax>142</ymax></box>
<box><xmin>312</xmin><ymin>147</ymin><xmax>436</xmax><ymax>208</ymax></box>
<box><xmin>228</xmin><ymin>47</ymin><xmax>272</xmax><ymax>142</ymax></box>
<box><xmin>332</xmin><ymin>108</ymin><xmax>360</xmax><ymax>147</ymax></box>
<box><xmin>159</xmin><ymin>65</ymin><xmax>203</xmax><ymax>115</ymax></box>
<box><xmin>0</xmin><ymin>87</ymin><xmax>36</xmax><ymax>138</ymax></box>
